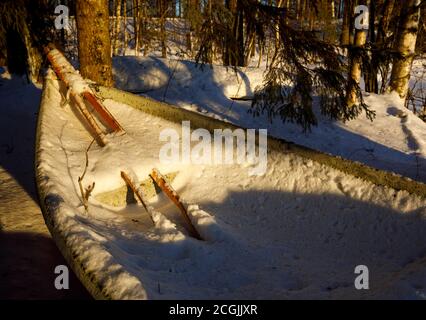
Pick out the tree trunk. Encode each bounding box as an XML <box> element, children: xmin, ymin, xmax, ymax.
<box><xmin>3</xmin><ymin>0</ymin><xmax>51</xmax><ymax>83</ymax></box>
<box><xmin>141</xmin><ymin>1</ymin><xmax>148</xmax><ymax>56</ymax></box>
<box><xmin>376</xmin><ymin>0</ymin><xmax>394</xmax><ymax>45</ymax></box>
<box><xmin>185</xmin><ymin>0</ymin><xmax>199</xmax><ymax>56</ymax></box>
<box><xmin>110</xmin><ymin>0</ymin><xmax>115</xmax><ymax>53</ymax></box>
<box><xmin>123</xmin><ymin>0</ymin><xmax>127</xmax><ymax>55</ymax></box>
<box><xmin>308</xmin><ymin>1</ymin><xmax>315</xmax><ymax>31</ymax></box>
<box><xmin>340</xmin><ymin>0</ymin><xmax>354</xmax><ymax>46</ymax></box>
<box><xmin>296</xmin><ymin>0</ymin><xmax>301</xmax><ymax>21</ymax></box>
<box><xmin>159</xmin><ymin>0</ymin><xmax>167</xmax><ymax>58</ymax></box>
<box><xmin>76</xmin><ymin>0</ymin><xmax>113</xmax><ymax>87</ymax></box>
<box><xmin>365</xmin><ymin>0</ymin><xmax>379</xmax><ymax>93</ymax></box>
<box><xmin>389</xmin><ymin>0</ymin><xmax>421</xmax><ymax>98</ymax></box>
<box><xmin>203</xmin><ymin>0</ymin><xmax>214</xmax><ymax>63</ymax></box>
<box><xmin>368</xmin><ymin>0</ymin><xmax>376</xmax><ymax>43</ymax></box>
<box><xmin>346</xmin><ymin>0</ymin><xmax>368</xmax><ymax>107</ymax></box>
<box><xmin>245</xmin><ymin>23</ymin><xmax>256</xmax><ymax>65</ymax></box>
<box><xmin>223</xmin><ymin>0</ymin><xmax>237</xmax><ymax>66</ymax></box>
<box><xmin>186</xmin><ymin>29</ymin><xmax>192</xmax><ymax>52</ymax></box>
<box><xmin>133</xmin><ymin>0</ymin><xmax>139</xmax><ymax>55</ymax></box>
<box><xmin>230</xmin><ymin>0</ymin><xmax>245</xmax><ymax>66</ymax></box>
<box><xmin>390</xmin><ymin>0</ymin><xmax>405</xmax><ymax>48</ymax></box>
<box><xmin>113</xmin><ymin>0</ymin><xmax>122</xmax><ymax>56</ymax></box>
<box><xmin>301</xmin><ymin>0</ymin><xmax>307</xmax><ymax>27</ymax></box>
<box><xmin>374</xmin><ymin>0</ymin><xmax>395</xmax><ymax>92</ymax></box>
<box><xmin>275</xmin><ymin>0</ymin><xmax>284</xmax><ymax>49</ymax></box>
<box><xmin>170</xmin><ymin>0</ymin><xmax>177</xmax><ymax>17</ymax></box>
<box><xmin>238</xmin><ymin>6</ymin><xmax>245</xmax><ymax>66</ymax></box>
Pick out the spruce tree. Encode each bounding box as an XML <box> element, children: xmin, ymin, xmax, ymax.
<box><xmin>196</xmin><ymin>0</ymin><xmax>374</xmax><ymax>131</ymax></box>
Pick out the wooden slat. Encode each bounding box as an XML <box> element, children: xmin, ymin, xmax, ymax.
<box><xmin>150</xmin><ymin>169</ymin><xmax>203</xmax><ymax>241</ymax></box>
<box><xmin>44</xmin><ymin>45</ymin><xmax>125</xmax><ymax>144</ymax></box>
<box><xmin>71</xmin><ymin>93</ymin><xmax>107</xmax><ymax>147</ymax></box>
<box><xmin>121</xmin><ymin>171</ymin><xmax>155</xmax><ymax>225</ymax></box>
<box><xmin>83</xmin><ymin>91</ymin><xmax>124</xmax><ymax>133</ymax></box>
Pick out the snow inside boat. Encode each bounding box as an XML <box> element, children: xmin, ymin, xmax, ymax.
<box><xmin>36</xmin><ymin>69</ymin><xmax>426</xmax><ymax>300</ymax></box>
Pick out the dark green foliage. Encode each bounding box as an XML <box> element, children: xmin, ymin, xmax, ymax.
<box><xmin>0</xmin><ymin>0</ymin><xmax>62</xmax><ymax>78</ymax></box>
<box><xmin>246</xmin><ymin>1</ymin><xmax>374</xmax><ymax>131</ymax></box>
<box><xmin>195</xmin><ymin>1</ymin><xmax>234</xmax><ymax>65</ymax></box>
<box><xmin>196</xmin><ymin>0</ymin><xmax>375</xmax><ymax>131</ymax></box>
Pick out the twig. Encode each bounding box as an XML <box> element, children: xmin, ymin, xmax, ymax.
<box><xmin>227</xmin><ymin>66</ymin><xmax>248</xmax><ymax>114</ymax></box>
<box><xmin>78</xmin><ymin>139</ymin><xmax>96</xmax><ymax>211</ymax></box>
<box><xmin>230</xmin><ymin>96</ymin><xmax>254</xmax><ymax>101</ymax></box>
<box><xmin>162</xmin><ymin>56</ymin><xmax>180</xmax><ymax>102</ymax></box>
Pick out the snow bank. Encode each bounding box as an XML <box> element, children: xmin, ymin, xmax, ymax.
<box><xmin>112</xmin><ymin>56</ymin><xmax>426</xmax><ymax>183</ymax></box>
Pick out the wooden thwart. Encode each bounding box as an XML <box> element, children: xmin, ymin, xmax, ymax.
<box><xmin>121</xmin><ymin>171</ymin><xmax>155</xmax><ymax>225</ymax></box>
<box><xmin>72</xmin><ymin>92</ymin><xmax>107</xmax><ymax>147</ymax></box>
<box><xmin>121</xmin><ymin>169</ymin><xmax>203</xmax><ymax>240</ymax></box>
<box><xmin>45</xmin><ymin>45</ymin><xmax>124</xmax><ymax>146</ymax></box>
<box><xmin>82</xmin><ymin>91</ymin><xmax>124</xmax><ymax>133</ymax></box>
<box><xmin>150</xmin><ymin>169</ymin><xmax>203</xmax><ymax>241</ymax></box>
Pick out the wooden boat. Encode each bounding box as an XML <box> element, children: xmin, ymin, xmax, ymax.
<box><xmin>36</xmin><ymin>63</ymin><xmax>426</xmax><ymax>299</ymax></box>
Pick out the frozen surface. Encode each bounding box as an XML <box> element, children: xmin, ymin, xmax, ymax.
<box><xmin>37</xmin><ymin>73</ymin><xmax>426</xmax><ymax>299</ymax></box>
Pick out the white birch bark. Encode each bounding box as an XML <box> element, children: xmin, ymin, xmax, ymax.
<box><xmin>389</xmin><ymin>0</ymin><xmax>421</xmax><ymax>98</ymax></box>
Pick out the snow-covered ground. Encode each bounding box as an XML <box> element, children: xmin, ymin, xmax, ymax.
<box><xmin>113</xmin><ymin>56</ymin><xmax>426</xmax><ymax>183</ymax></box>
<box><xmin>35</xmin><ymin>72</ymin><xmax>426</xmax><ymax>299</ymax></box>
